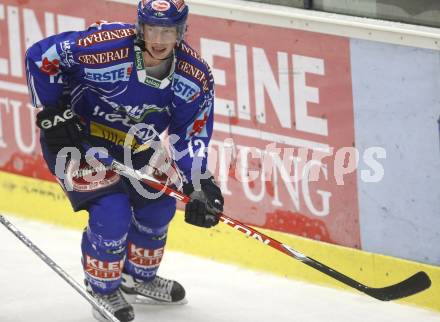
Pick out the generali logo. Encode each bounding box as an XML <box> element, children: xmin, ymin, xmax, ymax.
<box><xmin>176</xmin><ymin>60</ymin><xmax>210</xmax><ymax>92</ymax></box>
<box><xmin>76</xmin><ymin>28</ymin><xmax>135</xmax><ymax>47</ymax></box>
<box><xmin>78</xmin><ymin>47</ymin><xmax>130</xmax><ymax>65</ymax></box>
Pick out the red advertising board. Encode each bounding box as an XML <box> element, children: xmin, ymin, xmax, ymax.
<box><xmin>187</xmin><ymin>15</ymin><xmax>359</xmax><ymax>247</ymax></box>
<box><xmin>0</xmin><ymin>0</ymin><xmax>360</xmax><ymax>247</ymax></box>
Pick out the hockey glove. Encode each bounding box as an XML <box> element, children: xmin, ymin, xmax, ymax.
<box><xmin>36</xmin><ymin>99</ymin><xmax>84</xmax><ymax>155</ymax></box>
<box><xmin>183</xmin><ymin>177</ymin><xmax>224</xmax><ymax>228</ymax></box>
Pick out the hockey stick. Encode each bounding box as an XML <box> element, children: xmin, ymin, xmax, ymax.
<box><xmin>98</xmin><ymin>156</ymin><xmax>431</xmax><ymax>301</ymax></box>
<box><xmin>0</xmin><ymin>215</ymin><xmax>120</xmax><ymax>322</ymax></box>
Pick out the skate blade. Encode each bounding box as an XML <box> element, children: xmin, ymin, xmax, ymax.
<box><xmin>125</xmin><ymin>293</ymin><xmax>188</xmax><ymax>305</ymax></box>
<box><xmin>92</xmin><ymin>308</ymin><xmax>113</xmax><ymax>322</ymax></box>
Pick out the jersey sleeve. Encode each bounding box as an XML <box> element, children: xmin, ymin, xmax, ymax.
<box><xmin>26</xmin><ymin>22</ymin><xmax>136</xmax><ymax>109</ymax></box>
<box><xmin>168</xmin><ymin>64</ymin><xmax>215</xmax><ymax>184</ymax></box>
<box><xmin>25</xmin><ymin>30</ymin><xmax>84</xmax><ymax>108</ymax></box>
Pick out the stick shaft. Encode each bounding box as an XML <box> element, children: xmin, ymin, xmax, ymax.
<box><xmin>109</xmin><ymin>159</ymin><xmax>431</xmax><ymax>301</ymax></box>
<box><xmin>0</xmin><ymin>215</ymin><xmax>120</xmax><ymax>322</ymax></box>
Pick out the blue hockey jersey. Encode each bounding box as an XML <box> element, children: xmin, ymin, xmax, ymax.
<box><xmin>25</xmin><ymin>21</ymin><xmax>215</xmax><ymax>183</ymax></box>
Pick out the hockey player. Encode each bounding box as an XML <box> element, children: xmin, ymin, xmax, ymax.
<box><xmin>25</xmin><ymin>1</ymin><xmax>223</xmax><ymax>321</ymax></box>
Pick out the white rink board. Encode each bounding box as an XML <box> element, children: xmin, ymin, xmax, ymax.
<box><xmin>0</xmin><ymin>216</ymin><xmax>439</xmax><ymax>322</ymax></box>
<box><xmin>350</xmin><ymin>39</ymin><xmax>440</xmax><ymax>265</ymax></box>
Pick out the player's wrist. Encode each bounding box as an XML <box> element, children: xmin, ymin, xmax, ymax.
<box><xmin>182</xmin><ymin>175</ymin><xmax>215</xmax><ymax>195</ymax></box>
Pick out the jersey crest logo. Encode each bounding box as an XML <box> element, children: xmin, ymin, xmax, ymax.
<box><xmin>99</xmin><ymin>96</ymin><xmax>170</xmax><ymax>122</ymax></box>
<box><xmin>119</xmin><ymin>103</ymin><xmax>169</xmax><ymax>122</ymax></box>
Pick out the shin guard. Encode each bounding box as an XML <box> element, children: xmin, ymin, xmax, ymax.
<box><xmin>124</xmin><ymin>218</ymin><xmax>168</xmax><ymax>281</ymax></box>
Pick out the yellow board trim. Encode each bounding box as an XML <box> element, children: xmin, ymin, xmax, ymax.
<box><xmin>1</xmin><ymin>170</ymin><xmax>439</xmax><ymax>312</ymax></box>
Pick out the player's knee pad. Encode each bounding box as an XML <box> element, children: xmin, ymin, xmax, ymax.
<box><xmin>88</xmin><ymin>193</ymin><xmax>132</xmax><ymax>238</ymax></box>
<box><xmin>131</xmin><ymin>193</ymin><xmax>176</xmax><ymax>228</ymax></box>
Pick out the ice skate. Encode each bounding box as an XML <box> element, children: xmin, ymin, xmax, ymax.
<box><xmin>121</xmin><ymin>273</ymin><xmax>187</xmax><ymax>305</ymax></box>
<box><xmin>85</xmin><ymin>281</ymin><xmax>135</xmax><ymax>322</ymax></box>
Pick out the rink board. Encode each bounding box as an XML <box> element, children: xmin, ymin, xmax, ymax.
<box><xmin>1</xmin><ymin>170</ymin><xmax>439</xmax><ymax>312</ymax></box>
<box><xmin>0</xmin><ymin>0</ymin><xmax>439</xmax><ymax>312</ymax></box>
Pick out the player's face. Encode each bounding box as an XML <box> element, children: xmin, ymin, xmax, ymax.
<box><xmin>143</xmin><ymin>24</ymin><xmax>178</xmax><ymax>60</ymax></box>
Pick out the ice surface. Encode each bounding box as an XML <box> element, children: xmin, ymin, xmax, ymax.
<box><xmin>0</xmin><ymin>216</ymin><xmax>439</xmax><ymax>322</ymax></box>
